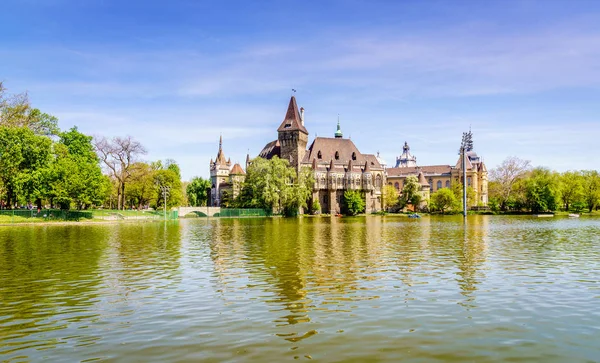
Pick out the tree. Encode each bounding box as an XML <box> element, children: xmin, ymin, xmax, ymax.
<box><xmin>451</xmin><ymin>183</ymin><xmax>476</xmax><ymax>209</ymax></box>
<box><xmin>235</xmin><ymin>156</ymin><xmax>312</xmax><ymax>215</ymax></box>
<box><xmin>429</xmin><ymin>188</ymin><xmax>458</xmax><ymax>214</ymax></box>
<box><xmin>581</xmin><ymin>170</ymin><xmax>600</xmax><ymax>212</ymax></box>
<box><xmin>125</xmin><ymin>162</ymin><xmax>156</xmax><ymax>209</ymax></box>
<box><xmin>489</xmin><ymin>156</ymin><xmax>531</xmax><ymax>211</ymax></box>
<box><xmin>524</xmin><ymin>168</ymin><xmax>560</xmax><ymax>213</ymax></box>
<box><xmin>0</xmin><ymin>126</ymin><xmax>52</xmax><ymax>209</ymax></box>
<box><xmin>400</xmin><ymin>175</ymin><xmax>422</xmax><ymax>208</ymax></box>
<box><xmin>94</xmin><ymin>136</ymin><xmax>147</xmax><ymax>210</ymax></box>
<box><xmin>382</xmin><ymin>184</ymin><xmax>399</xmax><ymax>211</ymax></box>
<box><xmin>559</xmin><ymin>171</ymin><xmax>584</xmax><ymax>211</ymax></box>
<box><xmin>343</xmin><ymin>190</ymin><xmax>365</xmax><ymax>216</ymax></box>
<box><xmin>186</xmin><ymin>176</ymin><xmax>211</xmax><ymax>207</ymax></box>
<box><xmin>152</xmin><ymin>161</ymin><xmax>183</xmax><ymax>210</ymax></box>
<box><xmin>0</xmin><ymin>82</ymin><xmax>59</xmax><ymax>136</ymax></box>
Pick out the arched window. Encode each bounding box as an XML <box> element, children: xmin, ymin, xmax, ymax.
<box><xmin>445</xmin><ymin>180</ymin><xmax>450</xmax><ymax>188</ymax></box>
<box><xmin>394</xmin><ymin>182</ymin><xmax>400</xmax><ymax>190</ymax></box>
<box><xmin>428</xmin><ymin>178</ymin><xmax>433</xmax><ymax>190</ymax></box>
<box><xmin>352</xmin><ymin>152</ymin><xmax>356</xmax><ymax>160</ymax></box>
<box><xmin>437</xmin><ymin>180</ymin><xmax>442</xmax><ymax>190</ymax></box>
<box><xmin>376</xmin><ymin>175</ymin><xmax>382</xmax><ymax>187</ymax></box>
<box><xmin>335</xmin><ymin>151</ymin><xmax>339</xmax><ymax>160</ymax></box>
<box><xmin>467</xmin><ymin>177</ymin><xmax>472</xmax><ymax>186</ymax></box>
<box><xmin>317</xmin><ymin>150</ymin><xmax>322</xmax><ymax>159</ymax></box>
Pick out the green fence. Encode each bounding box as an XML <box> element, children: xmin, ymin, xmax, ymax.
<box><xmin>0</xmin><ymin>209</ymin><xmax>178</xmax><ymax>223</ymax></box>
<box><xmin>216</xmin><ymin>208</ymin><xmax>270</xmax><ymax>217</ymax></box>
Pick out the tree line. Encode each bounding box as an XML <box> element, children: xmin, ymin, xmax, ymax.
<box><xmin>384</xmin><ymin>156</ymin><xmax>600</xmax><ymax>214</ymax></box>
<box><xmin>0</xmin><ymin>82</ymin><xmax>188</xmax><ymax>210</ymax></box>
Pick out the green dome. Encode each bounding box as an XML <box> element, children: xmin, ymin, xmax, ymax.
<box><xmin>334</xmin><ymin>120</ymin><xmax>343</xmax><ymax>138</ymax></box>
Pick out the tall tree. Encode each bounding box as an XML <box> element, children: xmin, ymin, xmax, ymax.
<box><xmin>124</xmin><ymin>162</ymin><xmax>156</xmax><ymax>209</ymax></box>
<box><xmin>581</xmin><ymin>170</ymin><xmax>600</xmax><ymax>212</ymax></box>
<box><xmin>94</xmin><ymin>136</ymin><xmax>147</xmax><ymax>210</ymax></box>
<box><xmin>559</xmin><ymin>171</ymin><xmax>584</xmax><ymax>211</ymax></box>
<box><xmin>524</xmin><ymin>168</ymin><xmax>560</xmax><ymax>213</ymax></box>
<box><xmin>400</xmin><ymin>175</ymin><xmax>422</xmax><ymax>208</ymax></box>
<box><xmin>0</xmin><ymin>126</ymin><xmax>52</xmax><ymax>208</ymax></box>
<box><xmin>186</xmin><ymin>176</ymin><xmax>211</xmax><ymax>207</ymax></box>
<box><xmin>382</xmin><ymin>184</ymin><xmax>399</xmax><ymax>211</ymax></box>
<box><xmin>489</xmin><ymin>156</ymin><xmax>531</xmax><ymax>211</ymax></box>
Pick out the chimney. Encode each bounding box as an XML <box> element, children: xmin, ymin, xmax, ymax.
<box><xmin>300</xmin><ymin>107</ymin><xmax>305</xmax><ymax>126</ymax></box>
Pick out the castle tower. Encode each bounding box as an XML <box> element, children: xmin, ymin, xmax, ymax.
<box><xmin>209</xmin><ymin>135</ymin><xmax>231</xmax><ymax>206</ymax></box>
<box><xmin>277</xmin><ymin>96</ymin><xmax>308</xmax><ymax>171</ymax></box>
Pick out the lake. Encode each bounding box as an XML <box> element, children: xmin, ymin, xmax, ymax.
<box><xmin>1</xmin><ymin>216</ymin><xmax>599</xmax><ymax>362</ymax></box>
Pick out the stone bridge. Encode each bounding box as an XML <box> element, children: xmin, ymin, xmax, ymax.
<box><xmin>177</xmin><ymin>206</ymin><xmax>221</xmax><ymax>217</ymax></box>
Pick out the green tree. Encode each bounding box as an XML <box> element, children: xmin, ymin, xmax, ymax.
<box><xmin>581</xmin><ymin>170</ymin><xmax>600</xmax><ymax>212</ymax></box>
<box><xmin>234</xmin><ymin>156</ymin><xmax>312</xmax><ymax>215</ymax></box>
<box><xmin>451</xmin><ymin>182</ymin><xmax>476</xmax><ymax>209</ymax></box>
<box><xmin>400</xmin><ymin>175</ymin><xmax>422</xmax><ymax>208</ymax></box>
<box><xmin>0</xmin><ymin>126</ymin><xmax>52</xmax><ymax>208</ymax></box>
<box><xmin>152</xmin><ymin>162</ymin><xmax>183</xmax><ymax>210</ymax></box>
<box><xmin>383</xmin><ymin>184</ymin><xmax>399</xmax><ymax>211</ymax></box>
<box><xmin>125</xmin><ymin>162</ymin><xmax>156</xmax><ymax>209</ymax></box>
<box><xmin>430</xmin><ymin>188</ymin><xmax>458</xmax><ymax>214</ymax></box>
<box><xmin>524</xmin><ymin>168</ymin><xmax>560</xmax><ymax>213</ymax></box>
<box><xmin>186</xmin><ymin>176</ymin><xmax>211</xmax><ymax>207</ymax></box>
<box><xmin>559</xmin><ymin>171</ymin><xmax>584</xmax><ymax>211</ymax></box>
<box><xmin>343</xmin><ymin>190</ymin><xmax>365</xmax><ymax>216</ymax></box>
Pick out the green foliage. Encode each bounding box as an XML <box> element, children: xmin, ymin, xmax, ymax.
<box><xmin>382</xmin><ymin>184</ymin><xmax>399</xmax><ymax>210</ymax></box>
<box><xmin>0</xmin><ymin>126</ymin><xmax>52</xmax><ymax>208</ymax></box>
<box><xmin>489</xmin><ymin>156</ymin><xmax>531</xmax><ymax>211</ymax></box>
<box><xmin>559</xmin><ymin>171</ymin><xmax>584</xmax><ymax>211</ymax></box>
<box><xmin>311</xmin><ymin>200</ymin><xmax>321</xmax><ymax>214</ymax></box>
<box><xmin>429</xmin><ymin>188</ymin><xmax>459</xmax><ymax>214</ymax></box>
<box><xmin>524</xmin><ymin>168</ymin><xmax>560</xmax><ymax>213</ymax></box>
<box><xmin>451</xmin><ymin>183</ymin><xmax>476</xmax><ymax>209</ymax></box>
<box><xmin>234</xmin><ymin>157</ymin><xmax>313</xmax><ymax>216</ymax></box>
<box><xmin>152</xmin><ymin>163</ymin><xmax>183</xmax><ymax>210</ymax></box>
<box><xmin>186</xmin><ymin>176</ymin><xmax>211</xmax><ymax>206</ymax></box>
<box><xmin>581</xmin><ymin>170</ymin><xmax>600</xmax><ymax>212</ymax></box>
<box><xmin>400</xmin><ymin>175</ymin><xmax>422</xmax><ymax>208</ymax></box>
<box><xmin>343</xmin><ymin>190</ymin><xmax>365</xmax><ymax>216</ymax></box>
<box><xmin>125</xmin><ymin>162</ymin><xmax>156</xmax><ymax>209</ymax></box>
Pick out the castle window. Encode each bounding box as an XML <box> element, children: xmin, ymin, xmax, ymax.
<box><xmin>394</xmin><ymin>182</ymin><xmax>399</xmax><ymax>190</ymax></box>
<box><xmin>437</xmin><ymin>181</ymin><xmax>442</xmax><ymax>190</ymax></box>
<box><xmin>445</xmin><ymin>180</ymin><xmax>450</xmax><ymax>188</ymax></box>
<box><xmin>335</xmin><ymin>151</ymin><xmax>339</xmax><ymax>160</ymax></box>
<box><xmin>468</xmin><ymin>177</ymin><xmax>472</xmax><ymax>186</ymax></box>
<box><xmin>376</xmin><ymin>175</ymin><xmax>382</xmax><ymax>187</ymax></box>
<box><xmin>429</xmin><ymin>178</ymin><xmax>433</xmax><ymax>191</ymax></box>
<box><xmin>352</xmin><ymin>152</ymin><xmax>356</xmax><ymax>160</ymax></box>
<box><xmin>317</xmin><ymin>151</ymin><xmax>322</xmax><ymax>159</ymax></box>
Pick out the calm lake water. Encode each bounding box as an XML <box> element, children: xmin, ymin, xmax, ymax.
<box><xmin>1</xmin><ymin>216</ymin><xmax>599</xmax><ymax>362</ymax></box>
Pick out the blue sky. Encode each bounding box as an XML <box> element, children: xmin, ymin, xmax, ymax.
<box><xmin>2</xmin><ymin>0</ymin><xmax>600</xmax><ymax>180</ymax></box>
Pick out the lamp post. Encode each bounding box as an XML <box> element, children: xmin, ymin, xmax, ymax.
<box><xmin>160</xmin><ymin>185</ymin><xmax>170</xmax><ymax>221</ymax></box>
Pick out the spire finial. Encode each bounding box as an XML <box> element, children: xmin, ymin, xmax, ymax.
<box><xmin>335</xmin><ymin>115</ymin><xmax>343</xmax><ymax>138</ymax></box>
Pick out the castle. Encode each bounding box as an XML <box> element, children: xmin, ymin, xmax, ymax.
<box><xmin>209</xmin><ymin>96</ymin><xmax>488</xmax><ymax>211</ymax></box>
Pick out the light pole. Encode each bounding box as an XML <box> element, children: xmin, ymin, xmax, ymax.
<box><xmin>160</xmin><ymin>185</ymin><xmax>170</xmax><ymax>221</ymax></box>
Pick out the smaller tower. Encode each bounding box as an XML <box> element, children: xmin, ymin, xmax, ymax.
<box><xmin>334</xmin><ymin>117</ymin><xmax>343</xmax><ymax>138</ymax></box>
<box><xmin>395</xmin><ymin>141</ymin><xmax>417</xmax><ymax>168</ymax></box>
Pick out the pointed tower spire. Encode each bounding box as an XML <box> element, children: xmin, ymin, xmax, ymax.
<box><xmin>277</xmin><ymin>96</ymin><xmax>308</xmax><ymax>134</ymax></box>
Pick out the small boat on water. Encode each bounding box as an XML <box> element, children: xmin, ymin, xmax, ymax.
<box><xmin>534</xmin><ymin>214</ymin><xmax>554</xmax><ymax>218</ymax></box>
<box><xmin>568</xmin><ymin>214</ymin><xmax>580</xmax><ymax>218</ymax></box>
<box><xmin>408</xmin><ymin>214</ymin><xmax>421</xmax><ymax>219</ymax></box>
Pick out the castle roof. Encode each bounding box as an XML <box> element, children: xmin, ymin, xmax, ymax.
<box><xmin>277</xmin><ymin>96</ymin><xmax>308</xmax><ymax>135</ymax></box>
<box><xmin>230</xmin><ymin>163</ymin><xmax>245</xmax><ymax>175</ymax></box>
<box><xmin>214</xmin><ymin>135</ymin><xmax>230</xmax><ymax>167</ymax></box>
<box><xmin>387</xmin><ymin>165</ymin><xmax>452</xmax><ymax>177</ymax></box>
<box><xmin>258</xmin><ymin>139</ymin><xmax>281</xmax><ymax>159</ymax></box>
<box><xmin>302</xmin><ymin>137</ymin><xmax>381</xmax><ymax>168</ymax></box>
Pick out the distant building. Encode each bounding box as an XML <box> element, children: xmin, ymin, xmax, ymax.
<box><xmin>386</xmin><ymin>133</ymin><xmax>488</xmax><ymax>208</ymax></box>
<box><xmin>209</xmin><ymin>136</ymin><xmax>246</xmax><ymax>207</ymax></box>
<box><xmin>258</xmin><ymin>96</ymin><xmax>385</xmax><ymax>214</ymax></box>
